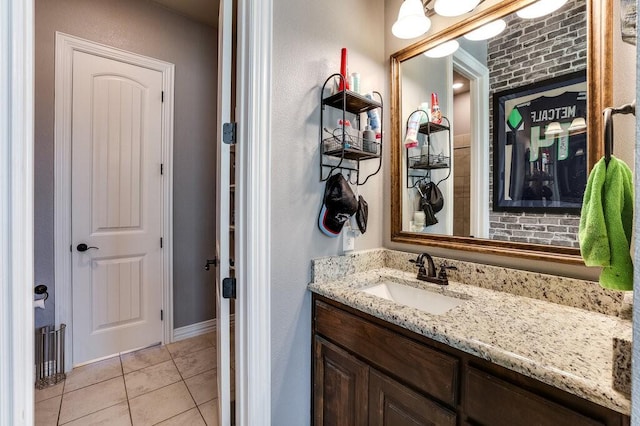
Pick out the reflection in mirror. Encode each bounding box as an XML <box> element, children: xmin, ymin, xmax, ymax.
<box><xmin>399</xmin><ymin>0</ymin><xmax>587</xmax><ymax>249</ymax></box>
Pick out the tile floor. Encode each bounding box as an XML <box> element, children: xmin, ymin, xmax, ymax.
<box><xmin>35</xmin><ymin>333</ymin><xmax>221</xmax><ymax>426</ymax></box>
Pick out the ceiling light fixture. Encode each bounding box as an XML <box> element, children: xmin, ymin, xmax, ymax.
<box><xmin>424</xmin><ymin>40</ymin><xmax>460</xmax><ymax>58</ymax></box>
<box><xmin>434</xmin><ymin>0</ymin><xmax>481</xmax><ymax>17</ymax></box>
<box><xmin>545</xmin><ymin>122</ymin><xmax>563</xmax><ymax>136</ymax></box>
<box><xmin>392</xmin><ymin>0</ymin><xmax>432</xmax><ymax>39</ymax></box>
<box><xmin>452</xmin><ymin>82</ymin><xmax>464</xmax><ymax>90</ymax></box>
<box><xmin>516</xmin><ymin>0</ymin><xmax>568</xmax><ymax>19</ymax></box>
<box><xmin>463</xmin><ymin>19</ymin><xmax>507</xmax><ymax>41</ymax></box>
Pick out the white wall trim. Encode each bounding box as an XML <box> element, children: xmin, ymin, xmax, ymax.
<box><xmin>236</xmin><ymin>0</ymin><xmax>273</xmax><ymax>424</ymax></box>
<box><xmin>172</xmin><ymin>314</ymin><xmax>235</xmax><ymax>342</ymax></box>
<box><xmin>453</xmin><ymin>49</ymin><xmax>490</xmax><ymax>238</ymax></box>
<box><xmin>0</xmin><ymin>0</ymin><xmax>35</xmax><ymax>424</ymax></box>
<box><xmin>173</xmin><ymin>319</ymin><xmax>217</xmax><ymax>341</ymax></box>
<box><xmin>54</xmin><ymin>33</ymin><xmax>175</xmax><ymax>371</ymax></box>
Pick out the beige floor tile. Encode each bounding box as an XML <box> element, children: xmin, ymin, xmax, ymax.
<box><xmin>184</xmin><ymin>368</ymin><xmax>217</xmax><ymax>405</ymax></box>
<box><xmin>129</xmin><ymin>381</ymin><xmax>195</xmax><ymax>425</ymax></box>
<box><xmin>156</xmin><ymin>408</ymin><xmax>206</xmax><ymax>426</ymax></box>
<box><xmin>35</xmin><ymin>395</ymin><xmax>61</xmax><ymax>426</ymax></box>
<box><xmin>121</xmin><ymin>345</ymin><xmax>172</xmax><ymax>373</ymax></box>
<box><xmin>166</xmin><ymin>334</ymin><xmax>214</xmax><ymax>359</ymax></box>
<box><xmin>60</xmin><ymin>401</ymin><xmax>131</xmax><ymax>426</ymax></box>
<box><xmin>59</xmin><ymin>376</ymin><xmax>127</xmax><ymax>424</ymax></box>
<box><xmin>174</xmin><ymin>347</ymin><xmax>217</xmax><ymax>379</ymax></box>
<box><xmin>204</xmin><ymin>332</ymin><xmax>216</xmax><ymax>347</ymax></box>
<box><xmin>64</xmin><ymin>356</ymin><xmax>122</xmax><ymax>392</ymax></box>
<box><xmin>124</xmin><ymin>359</ymin><xmax>182</xmax><ymax>399</ymax></box>
<box><xmin>198</xmin><ymin>399</ymin><xmax>219</xmax><ymax>426</ymax></box>
<box><xmin>35</xmin><ymin>381</ymin><xmax>65</xmax><ymax>403</ymax></box>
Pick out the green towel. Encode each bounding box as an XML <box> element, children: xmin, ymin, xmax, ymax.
<box><xmin>579</xmin><ymin>156</ymin><xmax>634</xmax><ymax>290</ymax></box>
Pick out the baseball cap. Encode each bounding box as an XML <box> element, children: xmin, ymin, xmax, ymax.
<box><xmin>318</xmin><ymin>174</ymin><xmax>358</xmax><ymax>237</ymax></box>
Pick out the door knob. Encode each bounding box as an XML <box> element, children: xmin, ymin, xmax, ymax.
<box><xmin>204</xmin><ymin>258</ymin><xmax>218</xmax><ymax>271</ymax></box>
<box><xmin>77</xmin><ymin>243</ymin><xmax>99</xmax><ymax>252</ymax></box>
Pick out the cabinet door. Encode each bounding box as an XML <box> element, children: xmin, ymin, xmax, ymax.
<box><xmin>369</xmin><ymin>370</ymin><xmax>456</xmax><ymax>426</ymax></box>
<box><xmin>313</xmin><ymin>336</ymin><xmax>369</xmax><ymax>426</ymax></box>
<box><xmin>465</xmin><ymin>367</ymin><xmax>605</xmax><ymax>426</ymax></box>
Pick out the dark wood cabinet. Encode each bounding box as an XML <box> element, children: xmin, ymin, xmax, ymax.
<box><xmin>465</xmin><ymin>367</ymin><xmax>604</xmax><ymax>426</ymax></box>
<box><xmin>312</xmin><ymin>294</ymin><xmax>629</xmax><ymax>426</ymax></box>
<box><xmin>314</xmin><ymin>336</ymin><xmax>369</xmax><ymax>426</ymax></box>
<box><xmin>369</xmin><ymin>370</ymin><xmax>456</xmax><ymax>426</ymax></box>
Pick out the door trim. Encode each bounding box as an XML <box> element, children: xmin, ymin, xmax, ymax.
<box><xmin>54</xmin><ymin>32</ymin><xmax>175</xmax><ymax>370</ymax></box>
<box><xmin>452</xmin><ymin>49</ymin><xmax>490</xmax><ymax>238</ymax></box>
<box><xmin>0</xmin><ymin>0</ymin><xmax>35</xmax><ymax>423</ymax></box>
<box><xmin>235</xmin><ymin>0</ymin><xmax>273</xmax><ymax>423</ymax></box>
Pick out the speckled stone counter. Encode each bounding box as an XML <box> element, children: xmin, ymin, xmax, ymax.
<box><xmin>308</xmin><ymin>249</ymin><xmax>632</xmax><ymax>415</ymax></box>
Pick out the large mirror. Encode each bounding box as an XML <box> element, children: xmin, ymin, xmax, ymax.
<box><xmin>390</xmin><ymin>0</ymin><xmax>612</xmax><ymax>263</ymax></box>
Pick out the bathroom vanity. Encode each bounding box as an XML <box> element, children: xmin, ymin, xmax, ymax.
<box><xmin>308</xmin><ymin>250</ymin><xmax>631</xmax><ymax>425</ymax></box>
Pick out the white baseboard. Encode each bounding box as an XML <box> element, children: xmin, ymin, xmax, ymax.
<box><xmin>172</xmin><ymin>314</ymin><xmax>235</xmax><ymax>342</ymax></box>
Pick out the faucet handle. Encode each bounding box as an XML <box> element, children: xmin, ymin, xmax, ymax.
<box><xmin>438</xmin><ymin>263</ymin><xmax>457</xmax><ymax>279</ymax></box>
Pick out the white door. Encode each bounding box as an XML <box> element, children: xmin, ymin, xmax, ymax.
<box><xmin>71</xmin><ymin>50</ymin><xmax>164</xmax><ymax>365</ymax></box>
<box><xmin>217</xmin><ymin>0</ymin><xmax>234</xmax><ymax>423</ymax></box>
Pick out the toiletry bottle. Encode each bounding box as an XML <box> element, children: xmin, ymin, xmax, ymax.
<box><xmin>351</xmin><ymin>72</ymin><xmax>361</xmax><ymax>94</ymax></box>
<box><xmin>365</xmin><ymin>93</ymin><xmax>381</xmax><ymax>134</ymax></box>
<box><xmin>419</xmin><ymin>102</ymin><xmax>430</xmax><ymax>124</ymax></box>
<box><xmin>363</xmin><ymin>119</ymin><xmax>376</xmax><ymax>153</ymax></box>
<box><xmin>339</xmin><ymin>48</ymin><xmax>350</xmax><ymax>91</ymax></box>
<box><xmin>431</xmin><ymin>92</ymin><xmax>442</xmax><ymax>124</ymax></box>
<box><xmin>404</xmin><ymin>111</ymin><xmax>420</xmax><ymax>148</ymax></box>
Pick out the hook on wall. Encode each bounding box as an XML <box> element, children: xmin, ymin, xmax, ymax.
<box><xmin>603</xmin><ymin>100</ymin><xmax>635</xmax><ymax>165</ymax></box>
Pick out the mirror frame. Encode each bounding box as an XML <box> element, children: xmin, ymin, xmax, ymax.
<box><xmin>390</xmin><ymin>0</ymin><xmax>613</xmax><ymax>264</ymax></box>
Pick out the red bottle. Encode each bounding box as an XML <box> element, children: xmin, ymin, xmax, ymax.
<box><xmin>338</xmin><ymin>48</ymin><xmax>350</xmax><ymax>91</ymax></box>
<box><xmin>431</xmin><ymin>92</ymin><xmax>442</xmax><ymax>124</ymax></box>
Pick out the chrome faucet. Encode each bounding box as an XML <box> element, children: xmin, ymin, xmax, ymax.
<box><xmin>410</xmin><ymin>253</ymin><xmax>457</xmax><ymax>285</ymax></box>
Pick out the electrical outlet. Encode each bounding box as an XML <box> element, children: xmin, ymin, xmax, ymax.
<box><xmin>343</xmin><ymin>229</ymin><xmax>355</xmax><ymax>252</ymax></box>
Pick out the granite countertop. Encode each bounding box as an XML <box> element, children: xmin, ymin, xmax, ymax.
<box><xmin>308</xmin><ymin>266</ymin><xmax>631</xmax><ymax>416</ymax></box>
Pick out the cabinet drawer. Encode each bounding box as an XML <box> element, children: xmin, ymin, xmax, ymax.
<box><xmin>465</xmin><ymin>367</ymin><xmax>604</xmax><ymax>426</ymax></box>
<box><xmin>314</xmin><ymin>299</ymin><xmax>459</xmax><ymax>406</ymax></box>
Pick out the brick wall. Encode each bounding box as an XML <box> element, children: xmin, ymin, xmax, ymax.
<box><xmin>488</xmin><ymin>0</ymin><xmax>586</xmax><ymax>247</ymax></box>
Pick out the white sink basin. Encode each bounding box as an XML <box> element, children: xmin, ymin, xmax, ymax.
<box><xmin>360</xmin><ymin>281</ymin><xmax>465</xmax><ymax>315</ymax></box>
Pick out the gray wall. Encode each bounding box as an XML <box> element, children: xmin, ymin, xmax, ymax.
<box><xmin>34</xmin><ymin>0</ymin><xmax>218</xmax><ymax>329</ymax></box>
<box><xmin>487</xmin><ymin>0</ymin><xmax>586</xmax><ymax>247</ymax></box>
<box><xmin>271</xmin><ymin>0</ymin><xmax>386</xmax><ymax>423</ymax></box>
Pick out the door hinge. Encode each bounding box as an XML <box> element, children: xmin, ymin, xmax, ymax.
<box><xmin>223</xmin><ymin>122</ymin><xmax>236</xmax><ymax>145</ymax></box>
<box><xmin>161</xmin><ymin>91</ymin><xmax>164</xmax><ymax>103</ymax></box>
<box><xmin>161</xmin><ymin>309</ymin><xmax>164</xmax><ymax>321</ymax></box>
<box><xmin>160</xmin><ymin>237</ymin><xmax>163</xmax><ymax>248</ymax></box>
<box><xmin>222</xmin><ymin>277</ymin><xmax>236</xmax><ymax>299</ymax></box>
<box><xmin>160</xmin><ymin>163</ymin><xmax>164</xmax><ymax>175</ymax></box>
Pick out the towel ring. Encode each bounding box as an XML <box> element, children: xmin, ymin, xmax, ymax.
<box><xmin>603</xmin><ymin>101</ymin><xmax>635</xmax><ymax>166</ymax></box>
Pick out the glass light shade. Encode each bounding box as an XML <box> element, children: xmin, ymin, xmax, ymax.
<box><xmin>424</xmin><ymin>40</ymin><xmax>460</xmax><ymax>58</ymax></box>
<box><xmin>434</xmin><ymin>0</ymin><xmax>481</xmax><ymax>17</ymax></box>
<box><xmin>463</xmin><ymin>19</ymin><xmax>507</xmax><ymax>41</ymax></box>
<box><xmin>516</xmin><ymin>0</ymin><xmax>568</xmax><ymax>19</ymax></box>
<box><xmin>452</xmin><ymin>82</ymin><xmax>464</xmax><ymax>90</ymax></box>
<box><xmin>568</xmin><ymin>117</ymin><xmax>587</xmax><ymax>131</ymax></box>
<box><xmin>392</xmin><ymin>0</ymin><xmax>432</xmax><ymax>39</ymax></box>
<box><xmin>545</xmin><ymin>122</ymin><xmax>563</xmax><ymax>135</ymax></box>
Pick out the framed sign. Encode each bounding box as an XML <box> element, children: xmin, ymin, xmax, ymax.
<box><xmin>493</xmin><ymin>71</ymin><xmax>587</xmax><ymax>214</ymax></box>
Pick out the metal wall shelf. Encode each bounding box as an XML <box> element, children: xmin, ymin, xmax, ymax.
<box><xmin>319</xmin><ymin>73</ymin><xmax>383</xmax><ymax>186</ymax></box>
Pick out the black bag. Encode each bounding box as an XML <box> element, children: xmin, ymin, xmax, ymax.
<box><xmin>356</xmin><ymin>196</ymin><xmax>368</xmax><ymax>234</ymax></box>
<box><xmin>422</xmin><ymin>181</ymin><xmax>444</xmax><ymax>213</ymax></box>
<box><xmin>419</xmin><ymin>197</ymin><xmax>439</xmax><ymax>226</ymax></box>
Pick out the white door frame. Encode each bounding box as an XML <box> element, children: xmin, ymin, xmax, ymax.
<box><xmin>54</xmin><ymin>32</ymin><xmax>175</xmax><ymax>370</ymax></box>
<box><xmin>0</xmin><ymin>0</ymin><xmax>35</xmax><ymax>424</ymax></box>
<box><xmin>235</xmin><ymin>0</ymin><xmax>273</xmax><ymax>424</ymax></box>
<box><xmin>452</xmin><ymin>49</ymin><xmax>490</xmax><ymax>238</ymax></box>
<box><xmin>4</xmin><ymin>0</ymin><xmax>273</xmax><ymax>424</ymax></box>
